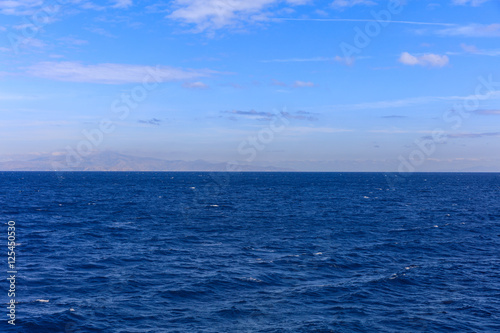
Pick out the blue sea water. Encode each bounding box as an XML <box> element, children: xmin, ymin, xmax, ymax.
<box><xmin>1</xmin><ymin>172</ymin><xmax>499</xmax><ymax>332</ymax></box>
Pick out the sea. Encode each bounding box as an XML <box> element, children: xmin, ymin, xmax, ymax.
<box><xmin>1</xmin><ymin>172</ymin><xmax>499</xmax><ymax>332</ymax></box>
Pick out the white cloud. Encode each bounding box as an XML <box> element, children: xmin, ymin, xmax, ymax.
<box><xmin>13</xmin><ymin>37</ymin><xmax>46</xmax><ymax>50</ymax></box>
<box><xmin>460</xmin><ymin>43</ymin><xmax>478</xmax><ymax>53</ymax></box>
<box><xmin>113</xmin><ymin>0</ymin><xmax>132</xmax><ymax>9</ymax></box>
<box><xmin>26</xmin><ymin>62</ymin><xmax>215</xmax><ymax>84</ymax></box>
<box><xmin>0</xmin><ymin>93</ymin><xmax>38</xmax><ymax>100</ymax></box>
<box><xmin>452</xmin><ymin>0</ymin><xmax>490</xmax><ymax>6</ymax></box>
<box><xmin>438</xmin><ymin>23</ymin><xmax>500</xmax><ymax>37</ymax></box>
<box><xmin>183</xmin><ymin>81</ymin><xmax>209</xmax><ymax>89</ymax></box>
<box><xmin>331</xmin><ymin>0</ymin><xmax>377</xmax><ymax>10</ymax></box>
<box><xmin>13</xmin><ymin>23</ymin><xmax>42</xmax><ymax>31</ymax></box>
<box><xmin>293</xmin><ymin>80</ymin><xmax>315</xmax><ymax>87</ymax></box>
<box><xmin>334</xmin><ymin>55</ymin><xmax>354</xmax><ymax>66</ymax></box>
<box><xmin>168</xmin><ymin>0</ymin><xmax>309</xmax><ymax>32</ymax></box>
<box><xmin>86</xmin><ymin>27</ymin><xmax>117</xmax><ymax>38</ymax></box>
<box><xmin>0</xmin><ymin>0</ymin><xmax>43</xmax><ymax>15</ymax></box>
<box><xmin>398</xmin><ymin>52</ymin><xmax>449</xmax><ymax>67</ymax></box>
<box><xmin>271</xmin><ymin>79</ymin><xmax>287</xmax><ymax>86</ymax></box>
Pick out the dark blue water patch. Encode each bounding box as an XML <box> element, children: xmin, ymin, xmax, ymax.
<box><xmin>0</xmin><ymin>172</ymin><xmax>499</xmax><ymax>332</ymax></box>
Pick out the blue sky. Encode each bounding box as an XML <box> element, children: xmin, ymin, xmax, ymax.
<box><xmin>1</xmin><ymin>0</ymin><xmax>500</xmax><ymax>171</ymax></box>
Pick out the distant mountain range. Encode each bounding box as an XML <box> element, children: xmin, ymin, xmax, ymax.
<box><xmin>0</xmin><ymin>152</ymin><xmax>292</xmax><ymax>172</ymax></box>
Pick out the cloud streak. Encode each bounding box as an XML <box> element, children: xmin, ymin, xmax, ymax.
<box><xmin>25</xmin><ymin>62</ymin><xmax>215</xmax><ymax>84</ymax></box>
<box><xmin>138</xmin><ymin>118</ymin><xmax>162</xmax><ymax>126</ymax></box>
<box><xmin>452</xmin><ymin>0</ymin><xmax>490</xmax><ymax>6</ymax></box>
<box><xmin>331</xmin><ymin>0</ymin><xmax>377</xmax><ymax>10</ymax></box>
<box><xmin>221</xmin><ymin>109</ymin><xmax>318</xmax><ymax>121</ymax></box>
<box><xmin>422</xmin><ymin>131</ymin><xmax>500</xmax><ymax>140</ymax></box>
<box><xmin>275</xmin><ymin>18</ymin><xmax>456</xmax><ymax>26</ymax></box>
<box><xmin>323</xmin><ymin>90</ymin><xmax>500</xmax><ymax>111</ymax></box>
<box><xmin>437</xmin><ymin>23</ymin><xmax>500</xmax><ymax>37</ymax></box>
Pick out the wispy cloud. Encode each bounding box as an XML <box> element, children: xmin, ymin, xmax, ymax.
<box><xmin>13</xmin><ymin>37</ymin><xmax>46</xmax><ymax>51</ymax></box>
<box><xmin>331</xmin><ymin>0</ymin><xmax>377</xmax><ymax>10</ymax></box>
<box><xmin>437</xmin><ymin>23</ymin><xmax>500</xmax><ymax>37</ymax></box>
<box><xmin>398</xmin><ymin>52</ymin><xmax>449</xmax><ymax>67</ymax></box>
<box><xmin>472</xmin><ymin>109</ymin><xmax>500</xmax><ymax>115</ymax></box>
<box><xmin>275</xmin><ymin>18</ymin><xmax>455</xmax><ymax>27</ymax></box>
<box><xmin>0</xmin><ymin>93</ymin><xmax>38</xmax><ymax>101</ymax></box>
<box><xmin>449</xmin><ymin>44</ymin><xmax>500</xmax><ymax>56</ymax></box>
<box><xmin>369</xmin><ymin>129</ymin><xmax>430</xmax><ymax>134</ymax></box>
<box><xmin>168</xmin><ymin>0</ymin><xmax>310</xmax><ymax>32</ymax></box>
<box><xmin>324</xmin><ymin>90</ymin><xmax>500</xmax><ymax>111</ymax></box>
<box><xmin>58</xmin><ymin>37</ymin><xmax>89</xmax><ymax>46</ymax></box>
<box><xmin>222</xmin><ymin>109</ymin><xmax>275</xmax><ymax>121</ymax></box>
<box><xmin>281</xmin><ymin>110</ymin><xmax>318</xmax><ymax>121</ymax></box>
<box><xmin>26</xmin><ymin>62</ymin><xmax>215</xmax><ymax>84</ymax></box>
<box><xmin>79</xmin><ymin>1</ymin><xmax>134</xmax><ymax>11</ymax></box>
<box><xmin>461</xmin><ymin>43</ymin><xmax>479</xmax><ymax>53</ymax></box>
<box><xmin>138</xmin><ymin>118</ymin><xmax>161</xmax><ymax>126</ymax></box>
<box><xmin>183</xmin><ymin>81</ymin><xmax>209</xmax><ymax>89</ymax></box>
<box><xmin>261</xmin><ymin>55</ymin><xmax>356</xmax><ymax>65</ymax></box>
<box><xmin>86</xmin><ymin>27</ymin><xmax>117</xmax><ymax>38</ymax></box>
<box><xmin>452</xmin><ymin>0</ymin><xmax>490</xmax><ymax>6</ymax></box>
<box><xmin>293</xmin><ymin>80</ymin><xmax>315</xmax><ymax>88</ymax></box>
<box><xmin>381</xmin><ymin>115</ymin><xmax>408</xmax><ymax>119</ymax></box>
<box><xmin>286</xmin><ymin>126</ymin><xmax>353</xmax><ymax>134</ymax></box>
<box><xmin>12</xmin><ymin>23</ymin><xmax>42</xmax><ymax>31</ymax></box>
<box><xmin>0</xmin><ymin>0</ymin><xmax>43</xmax><ymax>15</ymax></box>
<box><xmin>113</xmin><ymin>0</ymin><xmax>133</xmax><ymax>9</ymax></box>
<box><xmin>431</xmin><ymin>132</ymin><xmax>500</xmax><ymax>139</ymax></box>
<box><xmin>221</xmin><ymin>109</ymin><xmax>318</xmax><ymax>121</ymax></box>
<box><xmin>271</xmin><ymin>79</ymin><xmax>287</xmax><ymax>86</ymax></box>
<box><xmin>334</xmin><ymin>55</ymin><xmax>355</xmax><ymax>66</ymax></box>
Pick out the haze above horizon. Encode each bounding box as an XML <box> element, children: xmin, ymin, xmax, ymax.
<box><xmin>1</xmin><ymin>0</ymin><xmax>500</xmax><ymax>172</ymax></box>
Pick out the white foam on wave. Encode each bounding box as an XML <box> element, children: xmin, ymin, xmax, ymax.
<box><xmin>240</xmin><ymin>277</ymin><xmax>262</xmax><ymax>283</ymax></box>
